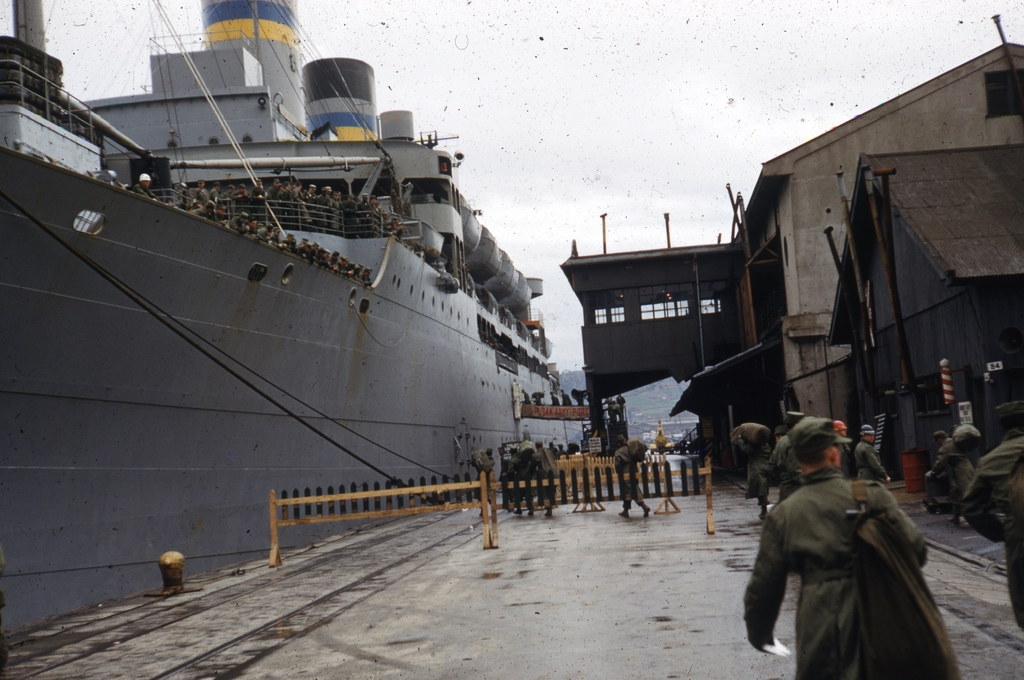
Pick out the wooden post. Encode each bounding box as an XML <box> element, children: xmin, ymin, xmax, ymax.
<box><xmin>489</xmin><ymin>472</ymin><xmax>499</xmax><ymax>546</ymax></box>
<box><xmin>654</xmin><ymin>462</ymin><xmax>681</xmax><ymax>514</ymax></box>
<box><xmin>268</xmin><ymin>490</ymin><xmax>282</xmax><ymax>568</ymax></box>
<box><xmin>700</xmin><ymin>455</ymin><xmax>715</xmax><ymax>535</ymax></box>
<box><xmin>480</xmin><ymin>471</ymin><xmax>494</xmax><ymax>550</ymax></box>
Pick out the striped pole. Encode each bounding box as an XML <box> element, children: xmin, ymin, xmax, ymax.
<box><xmin>940</xmin><ymin>358</ymin><xmax>954</xmax><ymax>404</ymax></box>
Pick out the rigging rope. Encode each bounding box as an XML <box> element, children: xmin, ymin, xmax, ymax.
<box><xmin>151</xmin><ymin>0</ymin><xmax>286</xmax><ymax>232</ymax></box>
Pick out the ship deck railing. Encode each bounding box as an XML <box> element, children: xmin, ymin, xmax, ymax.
<box><xmin>158</xmin><ymin>189</ymin><xmax>406</xmax><ymax>240</ymax></box>
<box><xmin>0</xmin><ymin>50</ymin><xmax>100</xmax><ymax>147</ymax></box>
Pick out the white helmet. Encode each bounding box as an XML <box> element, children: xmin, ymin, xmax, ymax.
<box><xmin>139</xmin><ymin>173</ymin><xmax>152</xmax><ymax>182</ymax></box>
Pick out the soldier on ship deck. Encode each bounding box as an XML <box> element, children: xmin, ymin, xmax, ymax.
<box><xmin>132</xmin><ymin>173</ymin><xmax>158</xmax><ymax>199</ymax></box>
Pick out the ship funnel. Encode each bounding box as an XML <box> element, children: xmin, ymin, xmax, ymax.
<box><xmin>380</xmin><ymin>110</ymin><xmax>414</xmax><ymax>141</ymax></box>
<box><xmin>13</xmin><ymin>0</ymin><xmax>45</xmax><ymax>51</ymax></box>
<box><xmin>201</xmin><ymin>0</ymin><xmax>304</xmax><ymax>124</ymax></box>
<box><xmin>304</xmin><ymin>58</ymin><xmax>377</xmax><ymax>141</ymax></box>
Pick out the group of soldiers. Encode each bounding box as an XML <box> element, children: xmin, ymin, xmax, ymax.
<box><xmin>132</xmin><ymin>176</ymin><xmax>402</xmax><ymax>240</ymax></box>
<box><xmin>501</xmin><ymin>440</ymin><xmax>561</xmax><ymax>516</ymax></box>
<box><xmin>132</xmin><ymin>175</ymin><xmax>376</xmax><ymax>283</ymax></box>
<box><xmin>739</xmin><ymin>400</ymin><xmax>1024</xmax><ymax>677</ymax></box>
<box><xmin>491</xmin><ymin>433</ymin><xmax>653</xmax><ymax>519</ymax></box>
<box><xmin>738</xmin><ymin>411</ymin><xmax>898</xmax><ymax>520</ymax></box>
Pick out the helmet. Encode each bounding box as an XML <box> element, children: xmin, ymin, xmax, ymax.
<box><xmin>832</xmin><ymin>420</ymin><xmax>847</xmax><ymax>434</ymax></box>
<box><xmin>139</xmin><ymin>173</ymin><xmax>151</xmax><ymax>182</ymax></box>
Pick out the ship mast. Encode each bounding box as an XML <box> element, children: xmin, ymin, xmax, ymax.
<box><xmin>12</xmin><ymin>0</ymin><xmax>45</xmax><ymax>51</ymax></box>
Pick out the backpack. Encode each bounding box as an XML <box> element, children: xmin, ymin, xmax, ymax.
<box><xmin>851</xmin><ymin>481</ymin><xmax>960</xmax><ymax>680</ymax></box>
<box><xmin>470</xmin><ymin>449</ymin><xmax>494</xmax><ymax>474</ymax></box>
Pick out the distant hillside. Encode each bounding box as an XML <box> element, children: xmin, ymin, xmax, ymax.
<box><xmin>557</xmin><ymin>370</ymin><xmax>697</xmax><ymax>443</ymax></box>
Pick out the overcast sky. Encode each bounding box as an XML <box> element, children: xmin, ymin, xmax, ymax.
<box><xmin>4</xmin><ymin>0</ymin><xmax>1022</xmax><ymax>372</ymax></box>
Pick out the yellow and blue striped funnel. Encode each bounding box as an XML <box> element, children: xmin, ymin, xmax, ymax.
<box><xmin>202</xmin><ymin>0</ymin><xmax>298</xmax><ymax>47</ymax></box>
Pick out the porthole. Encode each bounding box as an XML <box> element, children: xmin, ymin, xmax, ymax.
<box><xmin>248</xmin><ymin>263</ymin><xmax>268</xmax><ymax>282</ymax></box>
<box><xmin>208</xmin><ymin>137</ymin><xmax>220</xmax><ymax>145</ymax></box>
<box><xmin>167</xmin><ymin>140</ymin><xmax>177</xmax><ymax>148</ymax></box>
<box><xmin>349</xmin><ymin>288</ymin><xmax>358</xmax><ymax>305</ymax></box>
<box><xmin>242</xmin><ymin>134</ymin><xmax>253</xmax><ymax>143</ymax></box>
<box><xmin>281</xmin><ymin>263</ymin><xmax>294</xmax><ymax>285</ymax></box>
<box><xmin>359</xmin><ymin>298</ymin><xmax>370</xmax><ymax>314</ymax></box>
<box><xmin>73</xmin><ymin>210</ymin><xmax>106</xmax><ymax>235</ymax></box>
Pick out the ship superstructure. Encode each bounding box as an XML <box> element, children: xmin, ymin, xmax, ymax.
<box><xmin>0</xmin><ymin>0</ymin><xmax>571</xmax><ymax>627</ymax></box>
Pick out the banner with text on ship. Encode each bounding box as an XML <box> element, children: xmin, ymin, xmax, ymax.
<box><xmin>519</xmin><ymin>404</ymin><xmax>590</xmax><ymax>420</ymax></box>
<box><xmin>512</xmin><ymin>383</ymin><xmax>589</xmax><ymax>420</ymax></box>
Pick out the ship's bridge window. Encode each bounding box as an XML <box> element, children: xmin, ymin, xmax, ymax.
<box><xmin>73</xmin><ymin>210</ymin><xmax>106</xmax><ymax>235</ymax></box>
<box><xmin>408</xmin><ymin>178</ymin><xmax>451</xmax><ymax>205</ymax></box>
<box><xmin>640</xmin><ymin>284</ymin><xmax>691</xmax><ymax>320</ymax></box>
<box><xmin>438</xmin><ymin>157</ymin><xmax>452</xmax><ymax>176</ymax></box>
<box><xmin>586</xmin><ymin>289</ymin><xmax>625</xmax><ymax>325</ymax></box>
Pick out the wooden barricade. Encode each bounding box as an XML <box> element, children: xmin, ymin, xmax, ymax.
<box><xmin>268</xmin><ymin>472</ymin><xmax>498</xmax><ymax>567</ymax></box>
<box><xmin>495</xmin><ymin>455</ymin><xmax>714</xmax><ymax>534</ymax></box>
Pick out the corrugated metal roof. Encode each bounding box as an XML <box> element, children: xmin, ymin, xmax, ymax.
<box><xmin>865</xmin><ymin>146</ymin><xmax>1024</xmax><ymax>281</ymax></box>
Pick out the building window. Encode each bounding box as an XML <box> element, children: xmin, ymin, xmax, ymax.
<box><xmin>915</xmin><ymin>373</ymin><xmax>949</xmax><ymax>415</ymax></box>
<box><xmin>986</xmin><ymin>70</ymin><xmax>1024</xmax><ymax>117</ymax></box>
<box><xmin>587</xmin><ymin>289</ymin><xmax>625</xmax><ymax>325</ymax></box>
<box><xmin>640</xmin><ymin>284</ymin><xmax>690</xmax><ymax>320</ymax></box>
<box><xmin>874</xmin><ymin>385</ymin><xmax>898</xmax><ymax>418</ymax></box>
<box><xmin>700</xmin><ymin>298</ymin><xmax>721</xmax><ymax>315</ymax></box>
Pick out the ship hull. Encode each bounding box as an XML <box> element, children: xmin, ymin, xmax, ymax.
<box><xmin>0</xmin><ymin>148</ymin><xmax>567</xmax><ymax>626</ymax></box>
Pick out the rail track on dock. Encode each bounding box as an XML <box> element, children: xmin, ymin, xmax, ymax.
<box><xmin>8</xmin><ymin>512</ymin><xmax>489</xmax><ymax>679</ymax></box>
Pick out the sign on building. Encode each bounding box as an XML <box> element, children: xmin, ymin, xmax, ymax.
<box><xmin>588</xmin><ymin>437</ymin><xmax>603</xmax><ymax>455</ymax></box>
<box><xmin>873</xmin><ymin>414</ymin><xmax>887</xmax><ymax>453</ymax></box>
<box><xmin>958</xmin><ymin>401</ymin><xmax>974</xmax><ymax>425</ymax></box>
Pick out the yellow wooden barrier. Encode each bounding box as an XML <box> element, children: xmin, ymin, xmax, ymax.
<box><xmin>268</xmin><ymin>472</ymin><xmax>498</xmax><ymax>567</ymax></box>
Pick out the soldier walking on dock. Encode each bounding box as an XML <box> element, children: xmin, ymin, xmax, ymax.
<box><xmin>963</xmin><ymin>401</ymin><xmax>1024</xmax><ymax>629</ymax></box>
<box><xmin>538</xmin><ymin>442</ymin><xmax>559</xmax><ymax>517</ymax></box>
<box><xmin>732</xmin><ymin>423</ymin><xmax>773</xmax><ymax>519</ymax></box>
<box><xmin>614</xmin><ymin>435</ymin><xmax>651</xmax><ymax>518</ymax></box>
<box><xmin>928</xmin><ymin>425</ymin><xmax>979</xmax><ymax>526</ymax></box>
<box><xmin>854</xmin><ymin>425</ymin><xmax>889</xmax><ymax>483</ymax></box>
<box><xmin>510</xmin><ymin>441</ymin><xmax>535</xmax><ymax>515</ymax></box>
<box><xmin>744</xmin><ymin>418</ymin><xmax>926</xmax><ymax>678</ymax></box>
<box><xmin>769</xmin><ymin>412</ymin><xmax>804</xmax><ymax>502</ymax></box>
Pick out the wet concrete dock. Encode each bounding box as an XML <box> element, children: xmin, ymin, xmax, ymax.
<box><xmin>6</xmin><ymin>481</ymin><xmax>1023</xmax><ymax>679</ymax></box>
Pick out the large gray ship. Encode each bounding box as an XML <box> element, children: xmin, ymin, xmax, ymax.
<box><xmin>0</xmin><ymin>0</ymin><xmax>574</xmax><ymax>627</ymax></box>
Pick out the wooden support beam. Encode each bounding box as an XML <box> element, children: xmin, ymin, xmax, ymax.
<box><xmin>268</xmin><ymin>490</ymin><xmax>282</xmax><ymax>568</ymax></box>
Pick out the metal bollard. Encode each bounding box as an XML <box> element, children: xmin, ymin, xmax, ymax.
<box><xmin>158</xmin><ymin>551</ymin><xmax>185</xmax><ymax>594</ymax></box>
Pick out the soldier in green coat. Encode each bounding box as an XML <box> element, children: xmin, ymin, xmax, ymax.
<box><xmin>928</xmin><ymin>425</ymin><xmax>979</xmax><ymax>525</ymax></box>
<box><xmin>732</xmin><ymin>423</ymin><xmax>773</xmax><ymax>519</ymax></box>
<box><xmin>854</xmin><ymin>426</ymin><xmax>890</xmax><ymax>483</ymax></box>
<box><xmin>963</xmin><ymin>401</ymin><xmax>1024</xmax><ymax>629</ymax></box>
<box><xmin>613</xmin><ymin>435</ymin><xmax>651</xmax><ymax>518</ymax></box>
<box><xmin>537</xmin><ymin>442</ymin><xmax>559</xmax><ymax>517</ymax></box>
<box><xmin>744</xmin><ymin>418</ymin><xmax>926</xmax><ymax>679</ymax></box>
<box><xmin>510</xmin><ymin>440</ymin><xmax>536</xmax><ymax>515</ymax></box>
<box><xmin>769</xmin><ymin>412</ymin><xmax>804</xmax><ymax>502</ymax></box>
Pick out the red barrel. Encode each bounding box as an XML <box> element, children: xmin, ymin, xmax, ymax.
<box><xmin>901</xmin><ymin>448</ymin><xmax>930</xmax><ymax>493</ymax></box>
